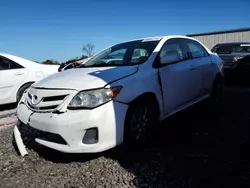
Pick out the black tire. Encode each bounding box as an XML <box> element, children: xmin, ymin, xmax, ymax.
<box><xmin>123</xmin><ymin>98</ymin><xmax>159</xmax><ymax>146</ymax></box>
<box><xmin>209</xmin><ymin>75</ymin><xmax>224</xmax><ymax>113</ymax></box>
<box><xmin>17</xmin><ymin>83</ymin><xmax>32</xmax><ymax>102</ymax></box>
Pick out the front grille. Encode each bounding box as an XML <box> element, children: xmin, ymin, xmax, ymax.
<box><xmin>27</xmin><ymin>101</ymin><xmax>59</xmax><ymax>111</ymax></box>
<box><xmin>26</xmin><ymin>88</ymin><xmax>74</xmax><ymax>113</ymax></box>
<box><xmin>43</xmin><ymin>95</ymin><xmax>68</xmax><ymax>102</ymax></box>
<box><xmin>28</xmin><ymin>92</ymin><xmax>32</xmax><ymax>100</ymax></box>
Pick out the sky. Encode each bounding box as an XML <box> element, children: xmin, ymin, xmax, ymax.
<box><xmin>0</xmin><ymin>0</ymin><xmax>249</xmax><ymax>62</ymax></box>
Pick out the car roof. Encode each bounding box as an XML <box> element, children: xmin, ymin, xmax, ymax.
<box><xmin>93</xmin><ymin>35</ymin><xmax>205</xmax><ymax>56</ymax></box>
<box><xmin>0</xmin><ymin>53</ymin><xmax>41</xmax><ymax>68</ymax></box>
<box><xmin>125</xmin><ymin>35</ymin><xmax>198</xmax><ymax>43</ymax></box>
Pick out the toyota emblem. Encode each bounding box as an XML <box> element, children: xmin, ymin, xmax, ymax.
<box><xmin>31</xmin><ymin>95</ymin><xmax>39</xmax><ymax>105</ymax></box>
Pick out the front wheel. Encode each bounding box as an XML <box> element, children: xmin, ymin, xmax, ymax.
<box><xmin>124</xmin><ymin>99</ymin><xmax>159</xmax><ymax>145</ymax></box>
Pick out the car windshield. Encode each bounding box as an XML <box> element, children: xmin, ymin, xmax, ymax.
<box><xmin>80</xmin><ymin>39</ymin><xmax>160</xmax><ymax>67</ymax></box>
<box><xmin>211</xmin><ymin>43</ymin><xmax>250</xmax><ymax>54</ymax></box>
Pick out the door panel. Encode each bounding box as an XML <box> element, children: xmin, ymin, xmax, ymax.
<box><xmin>159</xmin><ymin>60</ymin><xmax>198</xmax><ymax>115</ymax></box>
<box><xmin>185</xmin><ymin>58</ymin><xmax>203</xmax><ymax>100</ymax></box>
<box><xmin>184</xmin><ymin>39</ymin><xmax>214</xmax><ymax>96</ymax></box>
<box><xmin>157</xmin><ymin>38</ymin><xmax>202</xmax><ymax>116</ymax></box>
<box><xmin>191</xmin><ymin>57</ymin><xmax>214</xmax><ymax>95</ymax></box>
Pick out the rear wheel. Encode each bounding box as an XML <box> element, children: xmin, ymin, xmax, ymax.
<box><xmin>17</xmin><ymin>83</ymin><xmax>32</xmax><ymax>102</ymax></box>
<box><xmin>209</xmin><ymin>75</ymin><xmax>224</xmax><ymax>113</ymax></box>
<box><xmin>211</xmin><ymin>75</ymin><xmax>223</xmax><ymax>100</ymax></box>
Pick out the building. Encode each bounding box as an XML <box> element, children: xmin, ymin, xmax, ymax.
<box><xmin>187</xmin><ymin>27</ymin><xmax>250</xmax><ymax>50</ymax></box>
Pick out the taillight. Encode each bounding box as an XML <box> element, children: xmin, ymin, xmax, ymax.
<box><xmin>58</xmin><ymin>67</ymin><xmax>62</xmax><ymax>72</ymax></box>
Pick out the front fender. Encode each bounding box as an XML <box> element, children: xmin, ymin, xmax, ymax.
<box><xmin>107</xmin><ymin>68</ymin><xmax>164</xmax><ymax>118</ymax></box>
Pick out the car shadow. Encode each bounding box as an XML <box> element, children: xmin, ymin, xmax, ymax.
<box><xmin>106</xmin><ymin>90</ymin><xmax>250</xmax><ymax>188</ymax></box>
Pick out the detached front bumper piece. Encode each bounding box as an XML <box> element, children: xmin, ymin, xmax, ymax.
<box><xmin>14</xmin><ymin>123</ymin><xmax>28</xmax><ymax>157</ymax></box>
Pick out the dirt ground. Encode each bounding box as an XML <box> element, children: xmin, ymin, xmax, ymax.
<box><xmin>1</xmin><ymin>88</ymin><xmax>250</xmax><ymax>188</ymax></box>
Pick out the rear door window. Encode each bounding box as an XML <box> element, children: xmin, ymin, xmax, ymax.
<box><xmin>0</xmin><ymin>57</ymin><xmax>23</xmax><ymax>70</ymax></box>
<box><xmin>185</xmin><ymin>40</ymin><xmax>209</xmax><ymax>59</ymax></box>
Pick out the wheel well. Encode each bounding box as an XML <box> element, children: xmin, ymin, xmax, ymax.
<box><xmin>18</xmin><ymin>82</ymin><xmax>34</xmax><ymax>92</ymax></box>
<box><xmin>214</xmin><ymin>73</ymin><xmax>223</xmax><ymax>84</ymax></box>
<box><xmin>216</xmin><ymin>73</ymin><xmax>222</xmax><ymax>79</ymax></box>
<box><xmin>210</xmin><ymin>73</ymin><xmax>224</xmax><ymax>92</ymax></box>
<box><xmin>16</xmin><ymin>82</ymin><xmax>34</xmax><ymax>99</ymax></box>
<box><xmin>123</xmin><ymin>92</ymin><xmax>160</xmax><ymax>141</ymax></box>
<box><xmin>128</xmin><ymin>92</ymin><xmax>160</xmax><ymax>113</ymax></box>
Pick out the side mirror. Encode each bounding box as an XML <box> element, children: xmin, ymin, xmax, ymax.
<box><xmin>160</xmin><ymin>51</ymin><xmax>181</xmax><ymax>65</ymax></box>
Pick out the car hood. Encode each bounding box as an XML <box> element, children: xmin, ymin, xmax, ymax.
<box><xmin>32</xmin><ymin>66</ymin><xmax>138</xmax><ymax>90</ymax></box>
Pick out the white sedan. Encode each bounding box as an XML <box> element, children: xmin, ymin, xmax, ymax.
<box><xmin>0</xmin><ymin>53</ymin><xmax>59</xmax><ymax>105</ymax></box>
<box><xmin>16</xmin><ymin>35</ymin><xmax>223</xmax><ymax>154</ymax></box>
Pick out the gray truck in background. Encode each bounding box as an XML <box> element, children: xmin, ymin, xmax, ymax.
<box><xmin>211</xmin><ymin>42</ymin><xmax>250</xmax><ymax>85</ymax></box>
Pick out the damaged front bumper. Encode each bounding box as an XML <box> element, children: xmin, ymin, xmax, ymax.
<box><xmin>14</xmin><ymin>122</ymin><xmax>28</xmax><ymax>157</ymax></box>
<box><xmin>16</xmin><ymin>97</ymin><xmax>128</xmax><ymax>153</ymax></box>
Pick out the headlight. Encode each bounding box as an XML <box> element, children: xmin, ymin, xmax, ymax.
<box><xmin>68</xmin><ymin>86</ymin><xmax>122</xmax><ymax>109</ymax></box>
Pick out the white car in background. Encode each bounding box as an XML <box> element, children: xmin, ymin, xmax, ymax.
<box><xmin>16</xmin><ymin>36</ymin><xmax>223</xmax><ymax>154</ymax></box>
<box><xmin>0</xmin><ymin>53</ymin><xmax>59</xmax><ymax>105</ymax></box>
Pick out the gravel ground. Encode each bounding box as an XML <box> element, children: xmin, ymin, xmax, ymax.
<box><xmin>0</xmin><ymin>115</ymin><xmax>17</xmax><ymax>126</ymax></box>
<box><xmin>0</xmin><ymin>109</ymin><xmax>16</xmax><ymax>119</ymax></box>
<box><xmin>1</xmin><ymin>89</ymin><xmax>250</xmax><ymax>188</ymax></box>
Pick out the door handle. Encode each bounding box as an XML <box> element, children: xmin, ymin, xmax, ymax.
<box><xmin>14</xmin><ymin>72</ymin><xmax>24</xmax><ymax>75</ymax></box>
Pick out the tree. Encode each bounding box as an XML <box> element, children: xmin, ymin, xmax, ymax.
<box><xmin>65</xmin><ymin>55</ymin><xmax>89</xmax><ymax>64</ymax></box>
<box><xmin>82</xmin><ymin>43</ymin><xmax>95</xmax><ymax>57</ymax></box>
<box><xmin>42</xmin><ymin>59</ymin><xmax>60</xmax><ymax>65</ymax></box>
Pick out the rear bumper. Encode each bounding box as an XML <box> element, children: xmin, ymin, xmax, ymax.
<box><xmin>16</xmin><ymin>100</ymin><xmax>128</xmax><ymax>153</ymax></box>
